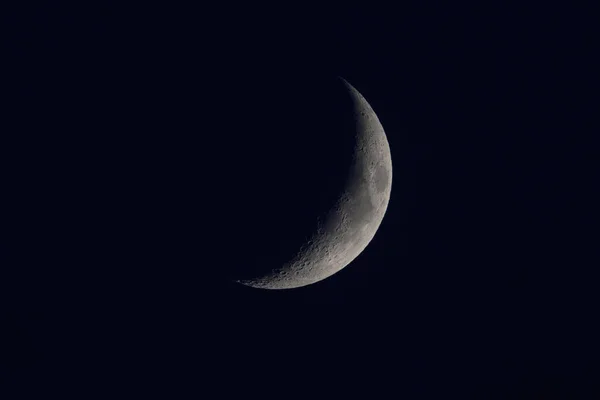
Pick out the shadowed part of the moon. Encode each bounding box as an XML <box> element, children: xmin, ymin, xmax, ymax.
<box><xmin>224</xmin><ymin>76</ymin><xmax>358</xmax><ymax>283</ymax></box>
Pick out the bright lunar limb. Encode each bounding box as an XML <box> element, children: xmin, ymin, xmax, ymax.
<box><xmin>237</xmin><ymin>78</ymin><xmax>392</xmax><ymax>289</ymax></box>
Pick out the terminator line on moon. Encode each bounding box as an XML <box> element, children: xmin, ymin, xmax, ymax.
<box><xmin>236</xmin><ymin>78</ymin><xmax>392</xmax><ymax>290</ymax></box>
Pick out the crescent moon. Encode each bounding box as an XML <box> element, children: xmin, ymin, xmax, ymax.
<box><xmin>237</xmin><ymin>78</ymin><xmax>392</xmax><ymax>289</ymax></box>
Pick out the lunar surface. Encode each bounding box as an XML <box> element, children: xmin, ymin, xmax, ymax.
<box><xmin>236</xmin><ymin>78</ymin><xmax>392</xmax><ymax>289</ymax></box>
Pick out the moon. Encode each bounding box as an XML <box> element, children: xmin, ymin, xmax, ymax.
<box><xmin>234</xmin><ymin>78</ymin><xmax>393</xmax><ymax>290</ymax></box>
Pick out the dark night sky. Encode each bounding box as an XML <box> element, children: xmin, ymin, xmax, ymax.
<box><xmin>2</xmin><ymin>3</ymin><xmax>598</xmax><ymax>397</ymax></box>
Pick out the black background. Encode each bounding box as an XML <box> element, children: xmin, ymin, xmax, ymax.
<box><xmin>2</xmin><ymin>3</ymin><xmax>598</xmax><ymax>397</ymax></box>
